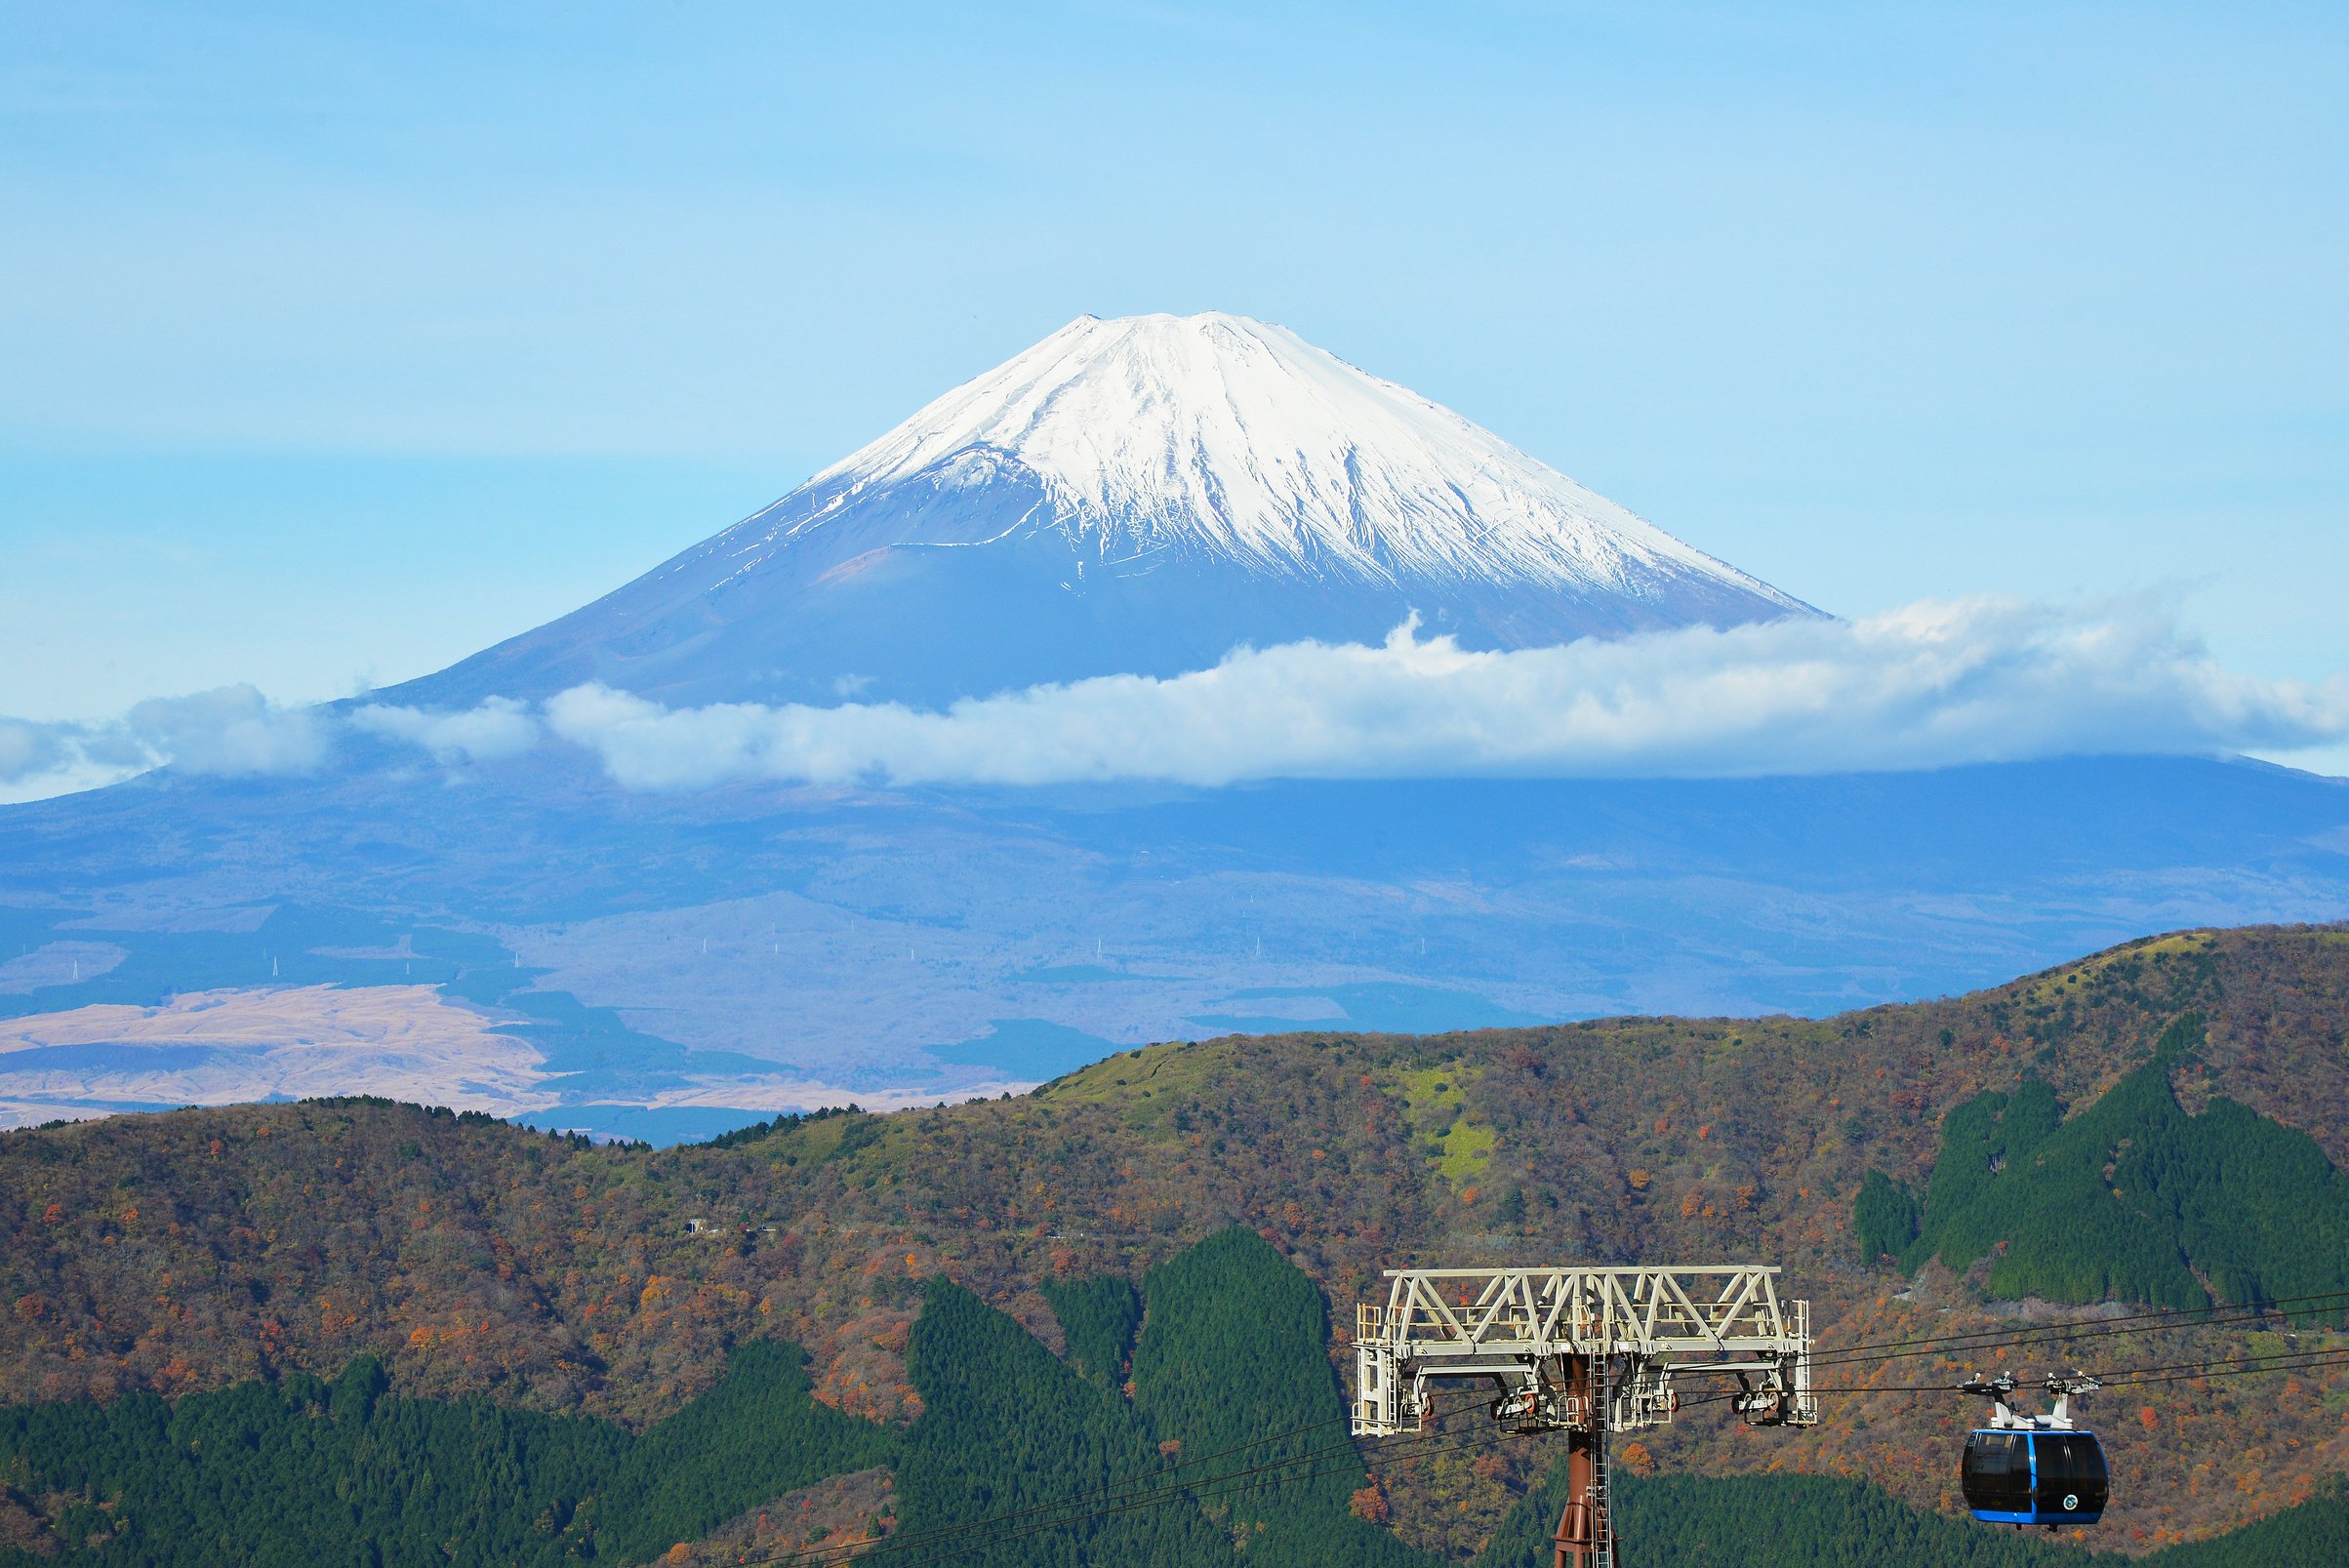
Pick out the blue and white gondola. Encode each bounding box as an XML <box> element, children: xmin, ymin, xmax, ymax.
<box><xmin>1957</xmin><ymin>1373</ymin><xmax>2109</xmax><ymax>1530</ymax></box>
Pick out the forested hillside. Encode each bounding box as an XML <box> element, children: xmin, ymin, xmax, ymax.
<box><xmin>8</xmin><ymin>1227</ymin><xmax>2347</xmax><ymax>1566</ymax></box>
<box><xmin>1482</xmin><ymin>1470</ymin><xmax>2349</xmax><ymax>1568</ymax></box>
<box><xmin>1854</xmin><ymin>1013</ymin><xmax>2349</xmax><ymax>1315</ymax></box>
<box><xmin>4</xmin><ymin>924</ymin><xmax>2349</xmax><ymax>1560</ymax></box>
<box><xmin>0</xmin><ymin>1341</ymin><xmax>887</xmax><ymax>1565</ymax></box>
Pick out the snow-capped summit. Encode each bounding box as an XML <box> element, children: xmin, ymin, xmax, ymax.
<box><xmin>801</xmin><ymin>312</ymin><xmax>1804</xmax><ymax>598</ymax></box>
<box><xmin>396</xmin><ymin>313</ymin><xmax>1817</xmax><ymax>709</ymax></box>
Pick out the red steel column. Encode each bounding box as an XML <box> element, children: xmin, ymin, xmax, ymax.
<box><xmin>1551</xmin><ymin>1355</ymin><xmax>1609</xmax><ymax>1567</ymax></box>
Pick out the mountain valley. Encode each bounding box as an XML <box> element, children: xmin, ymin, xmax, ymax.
<box><xmin>7</xmin><ymin>756</ymin><xmax>2347</xmax><ymax>1138</ymax></box>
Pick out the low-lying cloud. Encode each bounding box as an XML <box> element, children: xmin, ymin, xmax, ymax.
<box><xmin>120</xmin><ymin>687</ymin><xmax>335</xmax><ymax>777</ymax></box>
<box><xmin>350</xmin><ymin>697</ymin><xmax>539</xmax><ymax>763</ymax></box>
<box><xmin>0</xmin><ymin>719</ymin><xmax>70</xmax><ymax>785</ymax></box>
<box><xmin>8</xmin><ymin>599</ymin><xmax>2347</xmax><ymax>801</ymax></box>
<box><xmin>543</xmin><ymin>598</ymin><xmax>2349</xmax><ymax>790</ymax></box>
<box><xmin>0</xmin><ymin>686</ymin><xmax>332</xmax><ymax>796</ymax></box>
<box><xmin>0</xmin><ymin>690</ymin><xmax>537</xmax><ymax>798</ymax></box>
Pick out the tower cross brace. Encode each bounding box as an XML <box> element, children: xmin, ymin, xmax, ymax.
<box><xmin>1353</xmin><ymin>1265</ymin><xmax>1816</xmax><ymax>1568</ymax></box>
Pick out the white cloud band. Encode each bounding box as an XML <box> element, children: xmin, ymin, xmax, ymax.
<box><xmin>349</xmin><ymin>697</ymin><xmax>539</xmax><ymax>763</ymax></box>
<box><xmin>7</xmin><ymin>599</ymin><xmax>2346</xmax><ymax>800</ymax></box>
<box><xmin>542</xmin><ymin>598</ymin><xmax>2349</xmax><ymax>789</ymax></box>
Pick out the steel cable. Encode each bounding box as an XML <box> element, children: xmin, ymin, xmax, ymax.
<box><xmin>678</xmin><ymin>1289</ymin><xmax>2349</xmax><ymax>1566</ymax></box>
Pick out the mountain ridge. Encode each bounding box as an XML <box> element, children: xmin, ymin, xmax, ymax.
<box><xmin>390</xmin><ymin>312</ymin><xmax>1815</xmax><ymax>709</ymax></box>
<box><xmin>5</xmin><ymin>755</ymin><xmax>2348</xmax><ymax>1137</ymax></box>
<box><xmin>5</xmin><ymin>921</ymin><xmax>2347</xmax><ymax>1555</ymax></box>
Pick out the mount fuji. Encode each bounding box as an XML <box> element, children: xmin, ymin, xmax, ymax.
<box><xmin>396</xmin><ymin>312</ymin><xmax>1815</xmax><ymax>709</ymax></box>
<box><xmin>5</xmin><ymin>313</ymin><xmax>2347</xmax><ymax>1142</ymax></box>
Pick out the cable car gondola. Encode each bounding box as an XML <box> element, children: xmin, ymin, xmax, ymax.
<box><xmin>1958</xmin><ymin>1373</ymin><xmax>2108</xmax><ymax>1530</ymax></box>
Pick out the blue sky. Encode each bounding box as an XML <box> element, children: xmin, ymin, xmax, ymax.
<box><xmin>3</xmin><ymin>2</ymin><xmax>2344</xmax><ymax>766</ymax></box>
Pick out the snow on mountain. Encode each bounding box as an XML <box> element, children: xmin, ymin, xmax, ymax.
<box><xmin>394</xmin><ymin>312</ymin><xmax>1817</xmax><ymax>709</ymax></box>
<box><xmin>788</xmin><ymin>312</ymin><xmax>1805</xmax><ymax>596</ymax></box>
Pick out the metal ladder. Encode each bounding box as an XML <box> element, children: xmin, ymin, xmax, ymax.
<box><xmin>1592</xmin><ymin>1358</ymin><xmax>1617</xmax><ymax>1568</ymax></box>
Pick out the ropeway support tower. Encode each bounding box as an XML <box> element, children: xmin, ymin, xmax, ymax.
<box><xmin>1353</xmin><ymin>1265</ymin><xmax>1816</xmax><ymax>1567</ymax></box>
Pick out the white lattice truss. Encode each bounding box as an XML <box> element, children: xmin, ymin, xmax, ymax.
<box><xmin>1353</xmin><ymin>1265</ymin><xmax>1817</xmax><ymax>1436</ymax></box>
